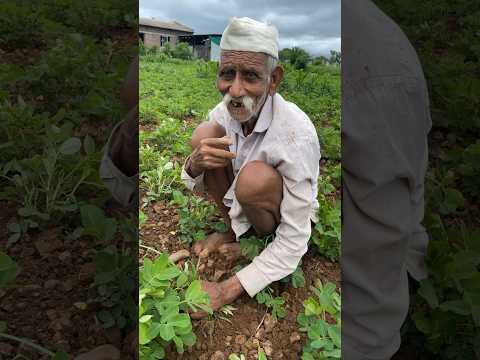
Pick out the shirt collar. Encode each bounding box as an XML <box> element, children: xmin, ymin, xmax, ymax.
<box><xmin>228</xmin><ymin>95</ymin><xmax>274</xmax><ymax>135</ymax></box>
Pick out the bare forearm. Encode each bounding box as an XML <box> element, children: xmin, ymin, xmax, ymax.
<box><xmin>221</xmin><ymin>275</ymin><xmax>244</xmax><ymax>304</ymax></box>
<box><xmin>110</xmin><ymin>106</ymin><xmax>139</xmax><ymax>177</ymax></box>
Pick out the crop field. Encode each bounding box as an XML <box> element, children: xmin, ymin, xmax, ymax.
<box><xmin>139</xmin><ymin>53</ymin><xmax>341</xmax><ymax>360</ymax></box>
<box><xmin>0</xmin><ymin>1</ymin><xmax>137</xmax><ymax>358</ymax></box>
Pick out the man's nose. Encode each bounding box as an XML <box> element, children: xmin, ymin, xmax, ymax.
<box><xmin>229</xmin><ymin>73</ymin><xmax>246</xmax><ymax>98</ymax></box>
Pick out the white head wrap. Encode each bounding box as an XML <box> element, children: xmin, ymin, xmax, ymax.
<box><xmin>220</xmin><ymin>17</ymin><xmax>279</xmax><ymax>59</ymax></box>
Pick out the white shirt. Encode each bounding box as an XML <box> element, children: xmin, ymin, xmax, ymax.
<box><xmin>342</xmin><ymin>1</ymin><xmax>431</xmax><ymax>359</ymax></box>
<box><xmin>181</xmin><ymin>93</ymin><xmax>320</xmax><ymax>297</ymax></box>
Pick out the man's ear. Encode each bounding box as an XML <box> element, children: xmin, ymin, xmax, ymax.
<box><xmin>269</xmin><ymin>66</ymin><xmax>284</xmax><ymax>96</ymax></box>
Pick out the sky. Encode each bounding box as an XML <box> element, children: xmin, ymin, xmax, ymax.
<box><xmin>139</xmin><ymin>0</ymin><xmax>340</xmax><ymax>57</ymax></box>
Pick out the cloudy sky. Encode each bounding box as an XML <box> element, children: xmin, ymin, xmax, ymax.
<box><xmin>139</xmin><ymin>0</ymin><xmax>340</xmax><ymax>57</ymax></box>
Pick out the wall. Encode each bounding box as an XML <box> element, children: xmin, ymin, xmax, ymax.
<box><xmin>210</xmin><ymin>41</ymin><xmax>220</xmax><ymax>62</ymax></box>
<box><xmin>139</xmin><ymin>25</ymin><xmax>192</xmax><ymax>48</ymax></box>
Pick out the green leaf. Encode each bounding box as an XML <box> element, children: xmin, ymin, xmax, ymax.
<box><xmin>139</xmin><ymin>323</ymin><xmax>151</xmax><ymax>345</ymax></box>
<box><xmin>0</xmin><ymin>251</ymin><xmax>19</xmax><ymax>288</ymax></box>
<box><xmin>52</xmin><ymin>351</ymin><xmax>70</xmax><ymax>360</ymax></box>
<box><xmin>83</xmin><ymin>135</ymin><xmax>95</xmax><ymax>155</ymax></box>
<box><xmin>304</xmin><ymin>298</ymin><xmax>321</xmax><ymax>316</ymax></box>
<box><xmin>185</xmin><ymin>280</ymin><xmax>206</xmax><ymax>304</ymax></box>
<box><xmin>418</xmin><ymin>279</ymin><xmax>439</xmax><ymax>309</ymax></box>
<box><xmin>59</xmin><ymin>137</ymin><xmax>82</xmax><ymax>155</ymax></box>
<box><xmin>291</xmin><ymin>266</ymin><xmax>306</xmax><ymax>288</ymax></box>
<box><xmin>173</xmin><ymin>335</ymin><xmax>184</xmax><ymax>354</ymax></box>
<box><xmin>159</xmin><ymin>323</ymin><xmax>175</xmax><ymax>341</ymax></box>
<box><xmin>327</xmin><ymin>326</ymin><xmax>341</xmax><ymax>347</ymax></box>
<box><xmin>80</xmin><ymin>204</ymin><xmax>104</xmax><ymax>228</ymax></box>
<box><xmin>258</xmin><ymin>348</ymin><xmax>267</xmax><ymax>360</ymax></box>
<box><xmin>439</xmin><ymin>300</ymin><xmax>470</xmax><ymax>315</ymax></box>
<box><xmin>140</xmin><ymin>315</ymin><xmax>153</xmax><ymax>323</ymax></box>
<box><xmin>181</xmin><ymin>331</ymin><xmax>196</xmax><ymax>346</ymax></box>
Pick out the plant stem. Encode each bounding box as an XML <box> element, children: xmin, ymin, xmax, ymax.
<box><xmin>0</xmin><ymin>333</ymin><xmax>55</xmax><ymax>356</ymax></box>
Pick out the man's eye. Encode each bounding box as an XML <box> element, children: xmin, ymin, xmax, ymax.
<box><xmin>220</xmin><ymin>70</ymin><xmax>235</xmax><ymax>79</ymax></box>
<box><xmin>245</xmin><ymin>72</ymin><xmax>259</xmax><ymax>79</ymax></box>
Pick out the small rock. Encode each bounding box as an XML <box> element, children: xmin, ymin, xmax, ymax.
<box><xmin>35</xmin><ymin>237</ymin><xmax>63</xmax><ymax>255</ymax></box>
<box><xmin>210</xmin><ymin>350</ymin><xmax>225</xmax><ymax>360</ymax></box>
<box><xmin>199</xmin><ymin>264</ymin><xmax>206</xmax><ymax>271</ymax></box>
<box><xmin>74</xmin><ymin>302</ymin><xmax>88</xmax><ymax>310</ymax></box>
<box><xmin>104</xmin><ymin>327</ymin><xmax>122</xmax><ymax>348</ymax></box>
<box><xmin>246</xmin><ymin>338</ymin><xmax>259</xmax><ymax>350</ymax></box>
<box><xmin>199</xmin><ymin>354</ymin><xmax>209</xmax><ymax>360</ymax></box>
<box><xmin>213</xmin><ymin>270</ymin><xmax>226</xmax><ymax>282</ymax></box>
<box><xmin>44</xmin><ymin>279</ymin><xmax>60</xmax><ymax>289</ymax></box>
<box><xmin>195</xmin><ymin>342</ymin><xmax>202</xmax><ymax>351</ymax></box>
<box><xmin>63</xmin><ymin>279</ymin><xmax>74</xmax><ymax>292</ymax></box>
<box><xmin>0</xmin><ymin>342</ymin><xmax>14</xmax><ymax>356</ymax></box>
<box><xmin>207</xmin><ymin>259</ymin><xmax>214</xmax><ymax>268</ymax></box>
<box><xmin>168</xmin><ymin>249</ymin><xmax>190</xmax><ymax>263</ymax></box>
<box><xmin>46</xmin><ymin>309</ymin><xmax>56</xmax><ymax>320</ymax></box>
<box><xmin>273</xmin><ymin>352</ymin><xmax>284</xmax><ymax>359</ymax></box>
<box><xmin>74</xmin><ymin>344</ymin><xmax>120</xmax><ymax>360</ymax></box>
<box><xmin>263</xmin><ymin>314</ymin><xmax>276</xmax><ymax>333</ymax></box>
<box><xmin>16</xmin><ymin>302</ymin><xmax>27</xmax><ymax>309</ymax></box>
<box><xmin>21</xmin><ymin>247</ymin><xmax>35</xmax><ymax>257</ymax></box>
<box><xmin>225</xmin><ymin>335</ymin><xmax>232</xmax><ymax>342</ymax></box>
<box><xmin>58</xmin><ymin>251</ymin><xmax>71</xmax><ymax>261</ymax></box>
<box><xmin>78</xmin><ymin>262</ymin><xmax>96</xmax><ymax>283</ymax></box>
<box><xmin>53</xmin><ymin>332</ymin><xmax>63</xmax><ymax>342</ymax></box>
<box><xmin>263</xmin><ymin>340</ymin><xmax>273</xmax><ymax>356</ymax></box>
<box><xmin>201</xmin><ymin>343</ymin><xmax>208</xmax><ymax>351</ymax></box>
<box><xmin>235</xmin><ymin>334</ymin><xmax>246</xmax><ymax>345</ymax></box>
<box><xmin>289</xmin><ymin>332</ymin><xmax>301</xmax><ymax>344</ymax></box>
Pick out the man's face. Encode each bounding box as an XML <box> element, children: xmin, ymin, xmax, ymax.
<box><xmin>217</xmin><ymin>51</ymin><xmax>270</xmax><ymax>123</ymax></box>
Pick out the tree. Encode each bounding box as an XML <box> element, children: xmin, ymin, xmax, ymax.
<box><xmin>279</xmin><ymin>47</ymin><xmax>311</xmax><ymax>69</ymax></box>
<box><xmin>172</xmin><ymin>42</ymin><xmax>192</xmax><ymax>60</ymax></box>
<box><xmin>328</xmin><ymin>50</ymin><xmax>341</xmax><ymax>66</ymax></box>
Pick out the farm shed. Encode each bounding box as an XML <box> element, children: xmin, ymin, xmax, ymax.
<box><xmin>139</xmin><ymin>18</ymin><xmax>193</xmax><ymax>48</ymax></box>
<box><xmin>179</xmin><ymin>34</ymin><xmax>222</xmax><ymax>61</ymax></box>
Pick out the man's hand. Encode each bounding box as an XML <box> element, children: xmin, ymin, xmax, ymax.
<box><xmin>187</xmin><ymin>136</ymin><xmax>236</xmax><ymax>177</ymax></box>
<box><xmin>191</xmin><ymin>275</ymin><xmax>244</xmax><ymax>319</ymax></box>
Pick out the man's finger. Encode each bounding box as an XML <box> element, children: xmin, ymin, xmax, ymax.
<box><xmin>201</xmin><ymin>136</ymin><xmax>233</xmax><ymax>148</ymax></box>
<box><xmin>206</xmin><ymin>147</ymin><xmax>236</xmax><ymax>160</ymax></box>
<box><xmin>190</xmin><ymin>310</ymin><xmax>208</xmax><ymax>319</ymax></box>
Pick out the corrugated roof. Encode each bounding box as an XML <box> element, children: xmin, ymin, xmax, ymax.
<box><xmin>139</xmin><ymin>18</ymin><xmax>193</xmax><ymax>33</ymax></box>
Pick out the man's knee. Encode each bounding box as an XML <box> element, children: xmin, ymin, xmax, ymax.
<box><xmin>190</xmin><ymin>122</ymin><xmax>226</xmax><ymax>150</ymax></box>
<box><xmin>235</xmin><ymin>161</ymin><xmax>283</xmax><ymax>205</ymax></box>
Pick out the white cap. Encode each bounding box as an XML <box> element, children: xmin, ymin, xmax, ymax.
<box><xmin>220</xmin><ymin>17</ymin><xmax>279</xmax><ymax>59</ymax></box>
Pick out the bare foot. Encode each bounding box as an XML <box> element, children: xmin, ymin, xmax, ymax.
<box><xmin>192</xmin><ymin>231</ymin><xmax>235</xmax><ymax>258</ymax></box>
<box><xmin>218</xmin><ymin>242</ymin><xmax>243</xmax><ymax>262</ymax></box>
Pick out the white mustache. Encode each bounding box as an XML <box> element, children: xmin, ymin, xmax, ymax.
<box><xmin>223</xmin><ymin>93</ymin><xmax>255</xmax><ymax>113</ymax></box>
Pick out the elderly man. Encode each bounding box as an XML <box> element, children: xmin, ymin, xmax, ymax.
<box><xmin>181</xmin><ymin>17</ymin><xmax>320</xmax><ymax>317</ymax></box>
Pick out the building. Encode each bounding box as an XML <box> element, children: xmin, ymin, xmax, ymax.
<box><xmin>179</xmin><ymin>34</ymin><xmax>222</xmax><ymax>61</ymax></box>
<box><xmin>139</xmin><ymin>18</ymin><xmax>193</xmax><ymax>48</ymax></box>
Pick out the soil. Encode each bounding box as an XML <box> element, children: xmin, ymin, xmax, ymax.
<box><xmin>140</xmin><ymin>198</ymin><xmax>341</xmax><ymax>360</ymax></box>
<box><xmin>0</xmin><ymin>201</ymin><xmax>137</xmax><ymax>359</ymax></box>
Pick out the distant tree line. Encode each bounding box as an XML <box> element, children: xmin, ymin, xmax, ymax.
<box><xmin>279</xmin><ymin>47</ymin><xmax>341</xmax><ymax>69</ymax></box>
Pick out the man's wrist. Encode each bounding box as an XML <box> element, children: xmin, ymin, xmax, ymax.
<box><xmin>186</xmin><ymin>156</ymin><xmax>203</xmax><ymax>178</ymax></box>
<box><xmin>221</xmin><ymin>275</ymin><xmax>244</xmax><ymax>304</ymax></box>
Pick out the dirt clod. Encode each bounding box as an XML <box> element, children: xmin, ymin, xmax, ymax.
<box><xmin>74</xmin><ymin>344</ymin><xmax>120</xmax><ymax>360</ymax></box>
<box><xmin>289</xmin><ymin>332</ymin><xmax>301</xmax><ymax>344</ymax></box>
<box><xmin>210</xmin><ymin>350</ymin><xmax>226</xmax><ymax>360</ymax></box>
<box><xmin>235</xmin><ymin>334</ymin><xmax>247</xmax><ymax>345</ymax></box>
